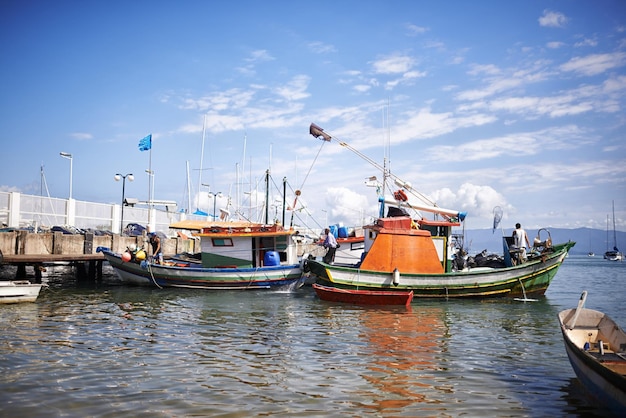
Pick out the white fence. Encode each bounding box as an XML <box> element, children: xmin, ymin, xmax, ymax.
<box><xmin>0</xmin><ymin>191</ymin><xmax>195</xmax><ymax>235</ymax></box>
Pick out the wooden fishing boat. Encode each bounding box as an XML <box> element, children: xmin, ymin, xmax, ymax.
<box><xmin>305</xmin><ymin>123</ymin><xmax>575</xmax><ymax>299</ymax></box>
<box><xmin>98</xmin><ymin>220</ymin><xmax>304</xmax><ymax>290</ymax></box>
<box><xmin>312</xmin><ymin>283</ymin><xmax>413</xmax><ymax>306</ymax></box>
<box><xmin>0</xmin><ymin>280</ymin><xmax>44</xmax><ymax>303</ymax></box>
<box><xmin>558</xmin><ymin>291</ymin><xmax>626</xmax><ymax>412</ymax></box>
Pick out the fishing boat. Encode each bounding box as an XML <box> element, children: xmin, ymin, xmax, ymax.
<box><xmin>97</xmin><ymin>220</ymin><xmax>304</xmax><ymax>290</ymax></box>
<box><xmin>312</xmin><ymin>283</ymin><xmax>413</xmax><ymax>306</ymax></box>
<box><xmin>558</xmin><ymin>291</ymin><xmax>626</xmax><ymax>412</ymax></box>
<box><xmin>0</xmin><ymin>280</ymin><xmax>44</xmax><ymax>304</ymax></box>
<box><xmin>304</xmin><ymin>123</ymin><xmax>575</xmax><ymax>298</ymax></box>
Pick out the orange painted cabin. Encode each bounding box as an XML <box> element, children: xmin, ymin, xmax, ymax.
<box><xmin>359</xmin><ymin>217</ymin><xmax>445</xmax><ymax>274</ymax></box>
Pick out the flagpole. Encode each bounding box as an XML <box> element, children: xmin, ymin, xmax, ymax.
<box><xmin>148</xmin><ymin>145</ymin><xmax>153</xmax><ymax>227</ymax></box>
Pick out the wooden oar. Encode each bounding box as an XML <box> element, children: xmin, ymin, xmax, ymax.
<box><xmin>567</xmin><ymin>290</ymin><xmax>587</xmax><ymax>330</ymax></box>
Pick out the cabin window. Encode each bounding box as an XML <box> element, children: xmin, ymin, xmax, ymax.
<box><xmin>212</xmin><ymin>238</ymin><xmax>233</xmax><ymax>247</ymax></box>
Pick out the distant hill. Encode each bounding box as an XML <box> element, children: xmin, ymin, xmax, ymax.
<box><xmin>460</xmin><ymin>227</ymin><xmax>625</xmax><ymax>256</ymax></box>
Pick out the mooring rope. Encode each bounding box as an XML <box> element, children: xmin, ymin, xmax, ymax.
<box><xmin>147</xmin><ymin>261</ymin><xmax>163</xmax><ymax>289</ymax></box>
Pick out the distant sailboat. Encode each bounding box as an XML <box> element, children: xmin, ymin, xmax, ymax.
<box><xmin>604</xmin><ymin>201</ymin><xmax>623</xmax><ymax>261</ymax></box>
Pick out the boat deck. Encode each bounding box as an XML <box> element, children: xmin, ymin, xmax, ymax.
<box><xmin>587</xmin><ymin>350</ymin><xmax>626</xmax><ymax>375</ymax></box>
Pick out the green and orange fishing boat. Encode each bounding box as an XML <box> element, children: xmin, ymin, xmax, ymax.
<box><xmin>304</xmin><ymin>123</ymin><xmax>575</xmax><ymax>299</ymax></box>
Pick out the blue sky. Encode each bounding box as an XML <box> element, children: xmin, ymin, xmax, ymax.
<box><xmin>1</xmin><ymin>1</ymin><xmax>625</xmax><ymax>232</ymax></box>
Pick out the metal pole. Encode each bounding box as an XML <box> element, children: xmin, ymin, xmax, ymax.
<box><xmin>115</xmin><ymin>173</ymin><xmax>133</xmax><ymax>234</ymax></box>
<box><xmin>120</xmin><ymin>177</ymin><xmax>126</xmax><ymax>234</ymax></box>
<box><xmin>60</xmin><ymin>152</ymin><xmax>73</xmax><ymax>200</ymax></box>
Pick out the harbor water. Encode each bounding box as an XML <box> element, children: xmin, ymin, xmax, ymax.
<box><xmin>1</xmin><ymin>256</ymin><xmax>624</xmax><ymax>417</ymax></box>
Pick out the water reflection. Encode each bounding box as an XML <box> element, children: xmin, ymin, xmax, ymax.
<box><xmin>344</xmin><ymin>305</ymin><xmax>448</xmax><ymax>414</ymax></box>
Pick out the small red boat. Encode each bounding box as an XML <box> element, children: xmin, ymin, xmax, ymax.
<box><xmin>312</xmin><ymin>283</ymin><xmax>413</xmax><ymax>306</ymax></box>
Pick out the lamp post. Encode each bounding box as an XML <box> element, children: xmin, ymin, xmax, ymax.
<box><xmin>59</xmin><ymin>152</ymin><xmax>73</xmax><ymax>200</ymax></box>
<box><xmin>208</xmin><ymin>191</ymin><xmax>222</xmax><ymax>221</ymax></box>
<box><xmin>114</xmin><ymin>173</ymin><xmax>134</xmax><ymax>234</ymax></box>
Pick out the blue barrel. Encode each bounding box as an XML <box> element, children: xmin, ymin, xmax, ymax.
<box><xmin>329</xmin><ymin>225</ymin><xmax>338</xmax><ymax>238</ymax></box>
<box><xmin>338</xmin><ymin>226</ymin><xmax>348</xmax><ymax>238</ymax></box>
<box><xmin>264</xmin><ymin>251</ymin><xmax>280</xmax><ymax>266</ymax></box>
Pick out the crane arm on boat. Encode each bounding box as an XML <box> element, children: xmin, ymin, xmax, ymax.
<box><xmin>380</xmin><ymin>196</ymin><xmax>467</xmax><ymax>222</ymax></box>
<box><xmin>310</xmin><ymin>122</ymin><xmax>466</xmax><ymax>222</ymax></box>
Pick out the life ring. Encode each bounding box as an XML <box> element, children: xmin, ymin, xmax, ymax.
<box><xmin>394</xmin><ymin>189</ymin><xmax>408</xmax><ymax>201</ymax></box>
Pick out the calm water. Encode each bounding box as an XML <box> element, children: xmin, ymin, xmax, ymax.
<box><xmin>1</xmin><ymin>256</ymin><xmax>624</xmax><ymax>417</ymax></box>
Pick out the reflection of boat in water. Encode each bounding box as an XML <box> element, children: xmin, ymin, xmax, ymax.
<box><xmin>356</xmin><ymin>306</ymin><xmax>447</xmax><ymax>411</ymax></box>
<box><xmin>558</xmin><ymin>291</ymin><xmax>626</xmax><ymax>413</ymax></box>
<box><xmin>305</xmin><ymin>122</ymin><xmax>574</xmax><ymax>299</ymax></box>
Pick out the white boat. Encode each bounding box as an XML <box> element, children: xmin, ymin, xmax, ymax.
<box><xmin>0</xmin><ymin>280</ymin><xmax>44</xmax><ymax>304</ymax></box>
<box><xmin>604</xmin><ymin>201</ymin><xmax>623</xmax><ymax>261</ymax></box>
<box><xmin>558</xmin><ymin>291</ymin><xmax>626</xmax><ymax>413</ymax></box>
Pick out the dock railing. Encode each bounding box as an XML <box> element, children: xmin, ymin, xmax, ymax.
<box><xmin>0</xmin><ymin>191</ymin><xmax>190</xmax><ymax>235</ymax></box>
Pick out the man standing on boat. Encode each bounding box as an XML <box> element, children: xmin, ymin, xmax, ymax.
<box><xmin>512</xmin><ymin>223</ymin><xmax>530</xmax><ymax>263</ymax></box>
<box><xmin>322</xmin><ymin>228</ymin><xmax>338</xmax><ymax>265</ymax></box>
<box><xmin>149</xmin><ymin>232</ymin><xmax>163</xmax><ymax>264</ymax></box>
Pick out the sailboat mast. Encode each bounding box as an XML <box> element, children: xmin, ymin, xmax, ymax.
<box><xmin>197</xmin><ymin>115</ymin><xmax>206</xmax><ymax>210</ymax></box>
<box><xmin>612</xmin><ymin>200</ymin><xmax>618</xmax><ymax>248</ymax></box>
<box><xmin>186</xmin><ymin>161</ymin><xmax>192</xmax><ymax>214</ymax></box>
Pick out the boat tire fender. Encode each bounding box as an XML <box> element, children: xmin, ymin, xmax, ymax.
<box><xmin>300</xmin><ymin>253</ymin><xmax>311</xmax><ymax>273</ymax></box>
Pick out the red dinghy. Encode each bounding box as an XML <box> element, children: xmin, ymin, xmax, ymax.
<box><xmin>312</xmin><ymin>283</ymin><xmax>413</xmax><ymax>306</ymax></box>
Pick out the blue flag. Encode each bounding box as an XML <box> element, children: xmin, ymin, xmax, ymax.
<box><xmin>138</xmin><ymin>134</ymin><xmax>152</xmax><ymax>151</ymax></box>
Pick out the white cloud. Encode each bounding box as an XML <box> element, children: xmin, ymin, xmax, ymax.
<box><xmin>538</xmin><ymin>10</ymin><xmax>568</xmax><ymax>28</ymax></box>
<box><xmin>574</xmin><ymin>38</ymin><xmax>598</xmax><ymax>48</ymax></box>
<box><xmin>424</xmin><ymin>125</ymin><xmax>586</xmax><ymax>163</ymax></box>
<box><xmin>546</xmin><ymin>41</ymin><xmax>565</xmax><ymax>49</ymax></box>
<box><xmin>308</xmin><ymin>42</ymin><xmax>336</xmax><ymax>54</ymax></box>
<box><xmin>430</xmin><ymin>183</ymin><xmax>509</xmax><ymax>221</ymax></box>
<box><xmin>406</xmin><ymin>24</ymin><xmax>428</xmax><ymax>35</ymax></box>
<box><xmin>274</xmin><ymin>75</ymin><xmax>311</xmax><ymax>101</ymax></box>
<box><xmin>70</xmin><ymin>132</ymin><xmax>93</xmax><ymax>140</ymax></box>
<box><xmin>325</xmin><ymin>186</ymin><xmax>373</xmax><ymax>226</ymax></box>
<box><xmin>560</xmin><ymin>52</ymin><xmax>626</xmax><ymax>76</ymax></box>
<box><xmin>245</xmin><ymin>50</ymin><xmax>275</xmax><ymax>62</ymax></box>
<box><xmin>372</xmin><ymin>54</ymin><xmax>415</xmax><ymax>74</ymax></box>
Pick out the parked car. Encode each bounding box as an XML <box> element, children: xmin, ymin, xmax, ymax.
<box><xmin>50</xmin><ymin>225</ymin><xmax>85</xmax><ymax>235</ymax></box>
<box><xmin>123</xmin><ymin>223</ymin><xmax>146</xmax><ymax>237</ymax></box>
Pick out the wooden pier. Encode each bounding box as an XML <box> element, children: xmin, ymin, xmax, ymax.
<box><xmin>0</xmin><ymin>231</ymin><xmax>195</xmax><ymax>283</ymax></box>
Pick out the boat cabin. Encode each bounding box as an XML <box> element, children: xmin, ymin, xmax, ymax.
<box><xmin>171</xmin><ymin>220</ymin><xmax>299</xmax><ymax>269</ymax></box>
<box><xmin>360</xmin><ymin>216</ymin><xmax>460</xmax><ymax>274</ymax></box>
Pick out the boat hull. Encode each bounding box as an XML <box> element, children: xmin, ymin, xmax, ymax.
<box><xmin>304</xmin><ymin>242</ymin><xmax>574</xmax><ymax>298</ymax></box>
<box><xmin>0</xmin><ymin>280</ymin><xmax>43</xmax><ymax>303</ymax></box>
<box><xmin>312</xmin><ymin>283</ymin><xmax>413</xmax><ymax>306</ymax></box>
<box><xmin>100</xmin><ymin>248</ymin><xmax>303</xmax><ymax>290</ymax></box>
<box><xmin>558</xmin><ymin>304</ymin><xmax>626</xmax><ymax>412</ymax></box>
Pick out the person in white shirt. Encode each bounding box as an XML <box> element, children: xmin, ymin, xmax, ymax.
<box><xmin>513</xmin><ymin>223</ymin><xmax>530</xmax><ymax>248</ymax></box>
<box><xmin>322</xmin><ymin>228</ymin><xmax>338</xmax><ymax>264</ymax></box>
<box><xmin>512</xmin><ymin>223</ymin><xmax>530</xmax><ymax>263</ymax></box>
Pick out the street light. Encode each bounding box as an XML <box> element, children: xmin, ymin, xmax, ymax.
<box><xmin>59</xmin><ymin>152</ymin><xmax>73</xmax><ymax>200</ymax></box>
<box><xmin>145</xmin><ymin>169</ymin><xmax>155</xmax><ymax>225</ymax></box>
<box><xmin>208</xmin><ymin>191</ymin><xmax>222</xmax><ymax>221</ymax></box>
<box><xmin>114</xmin><ymin>173</ymin><xmax>134</xmax><ymax>234</ymax></box>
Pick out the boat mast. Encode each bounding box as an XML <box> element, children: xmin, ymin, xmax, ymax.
<box><xmin>197</xmin><ymin>115</ymin><xmax>207</xmax><ymax>211</ymax></box>
<box><xmin>265</xmin><ymin>169</ymin><xmax>270</xmax><ymax>224</ymax></box>
<box><xmin>612</xmin><ymin>200</ymin><xmax>618</xmax><ymax>249</ymax></box>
